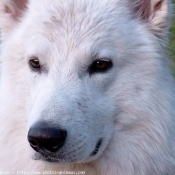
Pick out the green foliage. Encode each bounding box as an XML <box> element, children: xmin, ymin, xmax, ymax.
<box><xmin>169</xmin><ymin>0</ymin><xmax>175</xmax><ymax>74</ymax></box>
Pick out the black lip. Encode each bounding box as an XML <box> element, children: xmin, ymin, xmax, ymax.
<box><xmin>44</xmin><ymin>158</ymin><xmax>59</xmax><ymax>163</ymax></box>
<box><xmin>41</xmin><ymin>155</ymin><xmax>59</xmax><ymax>163</ymax></box>
<box><xmin>90</xmin><ymin>139</ymin><xmax>102</xmax><ymax>156</ymax></box>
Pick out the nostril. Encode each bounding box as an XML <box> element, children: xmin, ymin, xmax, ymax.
<box><xmin>28</xmin><ymin>137</ymin><xmax>40</xmax><ymax>152</ymax></box>
<box><xmin>44</xmin><ymin>140</ymin><xmax>64</xmax><ymax>152</ymax></box>
<box><xmin>29</xmin><ymin>139</ymin><xmax>38</xmax><ymax>148</ymax></box>
<box><xmin>43</xmin><ymin>130</ymin><xmax>67</xmax><ymax>152</ymax></box>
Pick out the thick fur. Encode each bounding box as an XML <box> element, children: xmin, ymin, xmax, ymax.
<box><xmin>0</xmin><ymin>0</ymin><xmax>175</xmax><ymax>174</ymax></box>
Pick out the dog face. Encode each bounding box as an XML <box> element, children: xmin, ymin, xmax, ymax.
<box><xmin>20</xmin><ymin>0</ymin><xmax>122</xmax><ymax>163</ymax></box>
<box><xmin>0</xmin><ymin>0</ymin><xmax>171</xmax><ymax>165</ymax></box>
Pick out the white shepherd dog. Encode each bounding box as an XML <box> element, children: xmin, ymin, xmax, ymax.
<box><xmin>0</xmin><ymin>0</ymin><xmax>175</xmax><ymax>174</ymax></box>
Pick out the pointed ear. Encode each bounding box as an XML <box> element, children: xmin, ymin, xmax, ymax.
<box><xmin>0</xmin><ymin>0</ymin><xmax>28</xmax><ymax>39</ymax></box>
<box><xmin>129</xmin><ymin>0</ymin><xmax>172</xmax><ymax>40</ymax></box>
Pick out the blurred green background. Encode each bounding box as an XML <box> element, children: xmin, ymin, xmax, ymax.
<box><xmin>169</xmin><ymin>0</ymin><xmax>175</xmax><ymax>73</ymax></box>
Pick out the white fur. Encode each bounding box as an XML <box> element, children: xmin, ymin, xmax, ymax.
<box><xmin>0</xmin><ymin>0</ymin><xmax>175</xmax><ymax>174</ymax></box>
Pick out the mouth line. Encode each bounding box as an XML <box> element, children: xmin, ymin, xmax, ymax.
<box><xmin>44</xmin><ymin>158</ymin><xmax>59</xmax><ymax>163</ymax></box>
<box><xmin>39</xmin><ymin>154</ymin><xmax>60</xmax><ymax>162</ymax></box>
<box><xmin>36</xmin><ymin>139</ymin><xmax>103</xmax><ymax>162</ymax></box>
<box><xmin>90</xmin><ymin>139</ymin><xmax>103</xmax><ymax>156</ymax></box>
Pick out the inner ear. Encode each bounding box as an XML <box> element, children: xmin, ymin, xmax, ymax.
<box><xmin>134</xmin><ymin>0</ymin><xmax>151</xmax><ymax>20</ymax></box>
<box><xmin>155</xmin><ymin>1</ymin><xmax>162</xmax><ymax>11</ymax></box>
<box><xmin>0</xmin><ymin>0</ymin><xmax>29</xmax><ymax>39</ymax></box>
<box><xmin>4</xmin><ymin>0</ymin><xmax>28</xmax><ymax>20</ymax></box>
<box><xmin>131</xmin><ymin>0</ymin><xmax>165</xmax><ymax>21</ymax></box>
<box><xmin>129</xmin><ymin>0</ymin><xmax>171</xmax><ymax>41</ymax></box>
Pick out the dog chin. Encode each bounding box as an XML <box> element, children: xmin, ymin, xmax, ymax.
<box><xmin>32</xmin><ymin>153</ymin><xmax>73</xmax><ymax>164</ymax></box>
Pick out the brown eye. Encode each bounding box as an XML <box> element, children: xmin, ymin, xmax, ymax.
<box><xmin>89</xmin><ymin>59</ymin><xmax>113</xmax><ymax>75</ymax></box>
<box><xmin>29</xmin><ymin>58</ymin><xmax>40</xmax><ymax>69</ymax></box>
<box><xmin>96</xmin><ymin>60</ymin><xmax>109</xmax><ymax>69</ymax></box>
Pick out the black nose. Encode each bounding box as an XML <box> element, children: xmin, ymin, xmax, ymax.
<box><xmin>28</xmin><ymin>126</ymin><xmax>67</xmax><ymax>153</ymax></box>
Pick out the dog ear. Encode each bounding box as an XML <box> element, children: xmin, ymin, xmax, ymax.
<box><xmin>0</xmin><ymin>0</ymin><xmax>28</xmax><ymax>39</ymax></box>
<box><xmin>129</xmin><ymin>0</ymin><xmax>172</xmax><ymax>40</ymax></box>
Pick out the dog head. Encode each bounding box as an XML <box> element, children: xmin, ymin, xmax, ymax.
<box><xmin>0</xmin><ymin>0</ymin><xmax>172</xmax><ymax>165</ymax></box>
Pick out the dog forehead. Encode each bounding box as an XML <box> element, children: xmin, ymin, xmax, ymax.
<box><xmin>27</xmin><ymin>0</ymin><xmax>126</xmax><ymax>38</ymax></box>
<box><xmin>23</xmin><ymin>0</ymin><xmax>127</xmax><ymax>55</ymax></box>
<box><xmin>29</xmin><ymin>0</ymin><xmax>121</xmax><ymax>14</ymax></box>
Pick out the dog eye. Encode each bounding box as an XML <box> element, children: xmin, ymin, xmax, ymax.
<box><xmin>29</xmin><ymin>58</ymin><xmax>40</xmax><ymax>70</ymax></box>
<box><xmin>89</xmin><ymin>59</ymin><xmax>113</xmax><ymax>74</ymax></box>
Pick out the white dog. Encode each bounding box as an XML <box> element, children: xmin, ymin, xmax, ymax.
<box><xmin>0</xmin><ymin>0</ymin><xmax>175</xmax><ymax>174</ymax></box>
